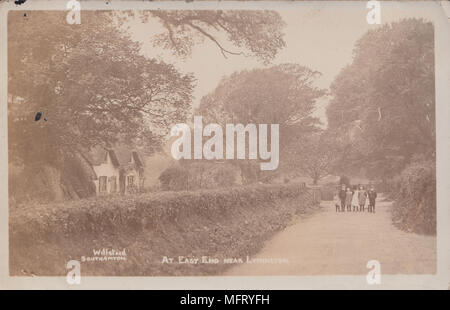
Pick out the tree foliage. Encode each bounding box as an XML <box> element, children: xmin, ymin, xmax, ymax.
<box><xmin>8</xmin><ymin>11</ymin><xmax>195</xmax><ymax>168</ymax></box>
<box><xmin>196</xmin><ymin>64</ymin><xmax>326</xmax><ymax>181</ymax></box>
<box><xmin>284</xmin><ymin>133</ymin><xmax>334</xmax><ymax>185</ymax></box>
<box><xmin>198</xmin><ymin>64</ymin><xmax>325</xmax><ymax>137</ymax></box>
<box><xmin>120</xmin><ymin>10</ymin><xmax>286</xmax><ymax>64</ymax></box>
<box><xmin>325</xmin><ymin>18</ymin><xmax>435</xmax><ymax>179</ymax></box>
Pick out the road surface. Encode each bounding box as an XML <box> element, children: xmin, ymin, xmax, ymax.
<box><xmin>225</xmin><ymin>197</ymin><xmax>436</xmax><ymax>275</ymax></box>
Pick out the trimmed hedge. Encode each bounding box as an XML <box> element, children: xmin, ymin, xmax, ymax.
<box><xmin>390</xmin><ymin>160</ymin><xmax>436</xmax><ymax>235</ymax></box>
<box><xmin>10</xmin><ymin>182</ymin><xmax>318</xmax><ymax>276</ymax></box>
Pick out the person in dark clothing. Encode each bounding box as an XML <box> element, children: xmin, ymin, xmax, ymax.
<box><xmin>367</xmin><ymin>187</ymin><xmax>377</xmax><ymax>213</ymax></box>
<box><xmin>338</xmin><ymin>185</ymin><xmax>346</xmax><ymax>212</ymax></box>
<box><xmin>345</xmin><ymin>188</ymin><xmax>353</xmax><ymax>212</ymax></box>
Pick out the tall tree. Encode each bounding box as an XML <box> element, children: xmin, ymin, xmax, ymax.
<box><xmin>8</xmin><ymin>11</ymin><xmax>194</xmax><ymax>167</ymax></box>
<box><xmin>284</xmin><ymin>132</ymin><xmax>334</xmax><ymax>185</ymax></box>
<box><xmin>8</xmin><ymin>10</ymin><xmax>287</xmax><ymax>200</ymax></box>
<box><xmin>196</xmin><ymin>64</ymin><xmax>326</xmax><ymax>182</ymax></box>
<box><xmin>325</xmin><ymin>18</ymin><xmax>435</xmax><ymax>180</ymax></box>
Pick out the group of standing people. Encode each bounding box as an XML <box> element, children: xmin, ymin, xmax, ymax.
<box><xmin>335</xmin><ymin>185</ymin><xmax>377</xmax><ymax>213</ymax></box>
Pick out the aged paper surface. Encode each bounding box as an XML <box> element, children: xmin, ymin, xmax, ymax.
<box><xmin>0</xmin><ymin>0</ymin><xmax>449</xmax><ymax>289</ymax></box>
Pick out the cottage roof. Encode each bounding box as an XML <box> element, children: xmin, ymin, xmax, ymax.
<box><xmin>86</xmin><ymin>145</ymin><xmax>143</xmax><ymax>169</ymax></box>
<box><xmin>85</xmin><ymin>146</ymin><xmax>111</xmax><ymax>166</ymax></box>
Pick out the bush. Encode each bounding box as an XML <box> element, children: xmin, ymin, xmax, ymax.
<box><xmin>391</xmin><ymin>160</ymin><xmax>436</xmax><ymax>235</ymax></box>
<box><xmin>159</xmin><ymin>163</ymin><xmax>238</xmax><ymax>191</ymax></box>
<box><xmin>158</xmin><ymin>166</ymin><xmax>189</xmax><ymax>191</ymax></box>
<box><xmin>9</xmin><ymin>154</ymin><xmax>99</xmax><ymax>205</ymax></box>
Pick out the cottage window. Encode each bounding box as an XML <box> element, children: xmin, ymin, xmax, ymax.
<box><xmin>127</xmin><ymin>175</ymin><xmax>135</xmax><ymax>186</ymax></box>
<box><xmin>109</xmin><ymin>176</ymin><xmax>117</xmax><ymax>193</ymax></box>
<box><xmin>99</xmin><ymin>176</ymin><xmax>107</xmax><ymax>192</ymax></box>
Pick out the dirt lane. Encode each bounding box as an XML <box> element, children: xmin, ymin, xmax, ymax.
<box><xmin>224</xmin><ymin>197</ymin><xmax>436</xmax><ymax>275</ymax></box>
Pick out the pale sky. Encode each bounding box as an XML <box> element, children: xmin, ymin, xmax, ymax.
<box><xmin>125</xmin><ymin>2</ymin><xmax>439</xmax><ymax>126</ymax></box>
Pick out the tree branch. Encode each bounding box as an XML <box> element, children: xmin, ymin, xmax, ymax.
<box><xmin>186</xmin><ymin>21</ymin><xmax>242</xmax><ymax>58</ymax></box>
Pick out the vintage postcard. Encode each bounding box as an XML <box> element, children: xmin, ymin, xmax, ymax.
<box><xmin>0</xmin><ymin>0</ymin><xmax>449</xmax><ymax>290</ymax></box>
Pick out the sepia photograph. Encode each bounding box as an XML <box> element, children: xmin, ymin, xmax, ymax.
<box><xmin>1</xmin><ymin>0</ymin><xmax>449</xmax><ymax>290</ymax></box>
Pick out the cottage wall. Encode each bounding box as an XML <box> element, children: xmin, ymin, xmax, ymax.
<box><xmin>92</xmin><ymin>153</ymin><xmax>120</xmax><ymax>194</ymax></box>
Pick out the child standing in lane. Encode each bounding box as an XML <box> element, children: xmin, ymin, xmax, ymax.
<box><xmin>358</xmin><ymin>186</ymin><xmax>367</xmax><ymax>212</ymax></box>
<box><xmin>352</xmin><ymin>187</ymin><xmax>360</xmax><ymax>212</ymax></box>
<box><xmin>338</xmin><ymin>185</ymin><xmax>346</xmax><ymax>212</ymax></box>
<box><xmin>368</xmin><ymin>187</ymin><xmax>378</xmax><ymax>213</ymax></box>
<box><xmin>345</xmin><ymin>188</ymin><xmax>353</xmax><ymax>212</ymax></box>
<box><xmin>334</xmin><ymin>193</ymin><xmax>341</xmax><ymax>212</ymax></box>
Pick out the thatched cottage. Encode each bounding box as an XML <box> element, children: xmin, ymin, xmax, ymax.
<box><xmin>85</xmin><ymin>146</ymin><xmax>145</xmax><ymax>195</ymax></box>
